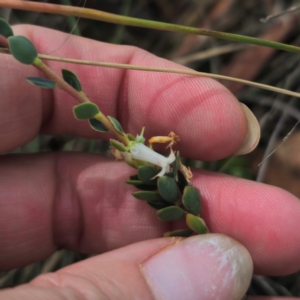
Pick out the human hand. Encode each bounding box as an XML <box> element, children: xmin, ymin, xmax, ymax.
<box><xmin>0</xmin><ymin>25</ymin><xmax>300</xmax><ymax>300</ymax></box>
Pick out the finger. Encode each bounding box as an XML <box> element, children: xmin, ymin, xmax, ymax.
<box><xmin>0</xmin><ymin>25</ymin><xmax>258</xmax><ymax>159</ymax></box>
<box><xmin>1</xmin><ymin>153</ymin><xmax>300</xmax><ymax>276</ymax></box>
<box><xmin>195</xmin><ymin>170</ymin><xmax>300</xmax><ymax>275</ymax></box>
<box><xmin>248</xmin><ymin>298</ymin><xmax>298</xmax><ymax>300</ymax></box>
<box><xmin>0</xmin><ymin>234</ymin><xmax>253</xmax><ymax>300</ymax></box>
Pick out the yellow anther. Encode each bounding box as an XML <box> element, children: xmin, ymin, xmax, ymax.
<box><xmin>148</xmin><ymin>131</ymin><xmax>180</xmax><ymax>148</ymax></box>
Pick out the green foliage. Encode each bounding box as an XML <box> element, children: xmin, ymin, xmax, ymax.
<box><xmin>182</xmin><ymin>186</ymin><xmax>201</xmax><ymax>216</ymax></box>
<box><xmin>0</xmin><ymin>18</ymin><xmax>14</xmax><ymax>38</ymax></box>
<box><xmin>127</xmin><ymin>133</ymin><xmax>136</xmax><ymax>141</ymax></box>
<box><xmin>89</xmin><ymin>118</ymin><xmax>109</xmax><ymax>132</ymax></box>
<box><xmin>127</xmin><ymin>152</ymin><xmax>205</xmax><ymax>236</ymax></box>
<box><xmin>132</xmin><ymin>191</ymin><xmax>164</xmax><ymax>202</ymax></box>
<box><xmin>157</xmin><ymin>206</ymin><xmax>185</xmax><ymax>221</ymax></box>
<box><xmin>108</xmin><ymin>116</ymin><xmax>125</xmax><ymax>135</ymax></box>
<box><xmin>135</xmin><ymin>126</ymin><xmax>146</xmax><ymax>143</ymax></box>
<box><xmin>137</xmin><ymin>165</ymin><xmax>158</xmax><ymax>185</ymax></box>
<box><xmin>27</xmin><ymin>77</ymin><xmax>56</xmax><ymax>89</ymax></box>
<box><xmin>147</xmin><ymin>199</ymin><xmax>172</xmax><ymax>210</ymax></box>
<box><xmin>73</xmin><ymin>102</ymin><xmax>99</xmax><ymax>120</ymax></box>
<box><xmin>127</xmin><ymin>174</ymin><xmax>157</xmax><ymax>191</ymax></box>
<box><xmin>4</xmin><ymin>21</ymin><xmax>206</xmax><ymax>238</ymax></box>
<box><xmin>62</xmin><ymin>69</ymin><xmax>82</xmax><ymax>91</ymax></box>
<box><xmin>173</xmin><ymin>151</ymin><xmax>180</xmax><ymax>178</ymax></box>
<box><xmin>158</xmin><ymin>176</ymin><xmax>179</xmax><ymax>203</ymax></box>
<box><xmin>176</xmin><ymin>170</ymin><xmax>189</xmax><ymax>193</ymax></box>
<box><xmin>8</xmin><ymin>36</ymin><xmax>38</xmax><ymax>65</ymax></box>
<box><xmin>186</xmin><ymin>214</ymin><xmax>208</xmax><ymax>234</ymax></box>
<box><xmin>110</xmin><ymin>139</ymin><xmax>127</xmax><ymax>152</ymax></box>
<box><xmin>125</xmin><ymin>180</ymin><xmax>157</xmax><ymax>191</ymax></box>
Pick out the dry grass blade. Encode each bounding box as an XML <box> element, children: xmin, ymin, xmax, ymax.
<box><xmin>1</xmin><ymin>47</ymin><xmax>299</xmax><ymax>99</ymax></box>
<box><xmin>36</xmin><ymin>54</ymin><xmax>300</xmax><ymax>99</ymax></box>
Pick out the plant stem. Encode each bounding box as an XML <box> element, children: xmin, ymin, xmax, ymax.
<box><xmin>94</xmin><ymin>112</ymin><xmax>130</xmax><ymax>146</ymax></box>
<box><xmin>34</xmin><ymin>58</ymin><xmax>89</xmax><ymax>103</ymax></box>
<box><xmin>34</xmin><ymin>58</ymin><xmax>129</xmax><ymax>145</ymax></box>
<box><xmin>1</xmin><ymin>0</ymin><xmax>300</xmax><ymax>54</ymax></box>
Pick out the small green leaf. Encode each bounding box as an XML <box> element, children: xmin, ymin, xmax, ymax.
<box><xmin>132</xmin><ymin>191</ymin><xmax>164</xmax><ymax>202</ymax></box>
<box><xmin>127</xmin><ymin>134</ymin><xmax>135</xmax><ymax>141</ymax></box>
<box><xmin>108</xmin><ymin>116</ymin><xmax>125</xmax><ymax>135</ymax></box>
<box><xmin>125</xmin><ymin>180</ymin><xmax>157</xmax><ymax>191</ymax></box>
<box><xmin>125</xmin><ymin>179</ymin><xmax>143</xmax><ymax>185</ymax></box>
<box><xmin>129</xmin><ymin>174</ymin><xmax>139</xmax><ymax>180</ymax></box>
<box><xmin>163</xmin><ymin>229</ymin><xmax>193</xmax><ymax>237</ymax></box>
<box><xmin>135</xmin><ymin>126</ymin><xmax>145</xmax><ymax>143</ymax></box>
<box><xmin>147</xmin><ymin>200</ymin><xmax>172</xmax><ymax>210</ymax></box>
<box><xmin>73</xmin><ymin>103</ymin><xmax>99</xmax><ymax>120</ymax></box>
<box><xmin>173</xmin><ymin>151</ymin><xmax>180</xmax><ymax>179</ymax></box>
<box><xmin>124</xmin><ymin>156</ymin><xmax>139</xmax><ymax>169</ymax></box>
<box><xmin>0</xmin><ymin>18</ymin><xmax>14</xmax><ymax>38</ymax></box>
<box><xmin>158</xmin><ymin>176</ymin><xmax>179</xmax><ymax>203</ymax></box>
<box><xmin>89</xmin><ymin>118</ymin><xmax>109</xmax><ymax>132</ymax></box>
<box><xmin>110</xmin><ymin>139</ymin><xmax>127</xmax><ymax>152</ymax></box>
<box><xmin>177</xmin><ymin>170</ymin><xmax>189</xmax><ymax>193</ymax></box>
<box><xmin>182</xmin><ymin>186</ymin><xmax>201</xmax><ymax>216</ymax></box>
<box><xmin>62</xmin><ymin>69</ymin><xmax>82</xmax><ymax>91</ymax></box>
<box><xmin>137</xmin><ymin>165</ymin><xmax>159</xmax><ymax>186</ymax></box>
<box><xmin>157</xmin><ymin>206</ymin><xmax>185</xmax><ymax>221</ymax></box>
<box><xmin>8</xmin><ymin>36</ymin><xmax>38</xmax><ymax>64</ymax></box>
<box><xmin>27</xmin><ymin>77</ymin><xmax>56</xmax><ymax>89</ymax></box>
<box><xmin>186</xmin><ymin>214</ymin><xmax>208</xmax><ymax>234</ymax></box>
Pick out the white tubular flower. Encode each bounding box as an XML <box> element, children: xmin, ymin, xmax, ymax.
<box><xmin>127</xmin><ymin>143</ymin><xmax>175</xmax><ymax>177</ymax></box>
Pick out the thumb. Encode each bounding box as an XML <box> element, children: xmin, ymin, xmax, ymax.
<box><xmin>1</xmin><ymin>234</ymin><xmax>252</xmax><ymax>300</ymax></box>
<box><xmin>142</xmin><ymin>234</ymin><xmax>253</xmax><ymax>300</ymax></box>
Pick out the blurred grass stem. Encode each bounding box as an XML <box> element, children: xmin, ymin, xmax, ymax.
<box><xmin>1</xmin><ymin>0</ymin><xmax>300</xmax><ymax>54</ymax></box>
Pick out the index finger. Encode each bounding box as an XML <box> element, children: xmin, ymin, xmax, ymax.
<box><xmin>0</xmin><ymin>25</ymin><xmax>255</xmax><ymax>159</ymax></box>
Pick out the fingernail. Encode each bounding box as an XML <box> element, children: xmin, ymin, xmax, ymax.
<box><xmin>235</xmin><ymin>104</ymin><xmax>260</xmax><ymax>155</ymax></box>
<box><xmin>141</xmin><ymin>234</ymin><xmax>253</xmax><ymax>300</ymax></box>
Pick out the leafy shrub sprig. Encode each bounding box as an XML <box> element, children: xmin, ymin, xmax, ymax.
<box><xmin>0</xmin><ymin>18</ymin><xmax>208</xmax><ymax>237</ymax></box>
